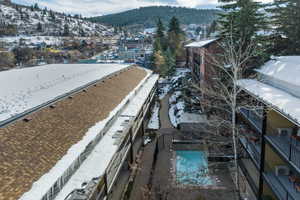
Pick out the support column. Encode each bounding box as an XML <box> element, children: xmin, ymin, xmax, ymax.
<box><xmin>129</xmin><ymin>129</ymin><xmax>134</xmax><ymax>164</ymax></box>
<box><xmin>258</xmin><ymin>106</ymin><xmax>267</xmax><ymax>200</ymax></box>
<box><xmin>104</xmin><ymin>171</ymin><xmax>109</xmax><ymax>197</ymax></box>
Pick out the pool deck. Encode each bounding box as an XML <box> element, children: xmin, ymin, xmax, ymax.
<box><xmin>128</xmin><ymin>93</ymin><xmax>237</xmax><ymax>200</ymax></box>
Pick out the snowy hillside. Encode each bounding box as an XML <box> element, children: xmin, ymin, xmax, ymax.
<box><xmin>0</xmin><ymin>3</ymin><xmax>111</xmax><ymax>37</ymax></box>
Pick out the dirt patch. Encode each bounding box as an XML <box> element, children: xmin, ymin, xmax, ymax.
<box><xmin>0</xmin><ymin>67</ymin><xmax>147</xmax><ymax>200</ymax></box>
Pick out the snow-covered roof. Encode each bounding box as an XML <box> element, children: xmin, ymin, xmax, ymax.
<box><xmin>0</xmin><ymin>64</ymin><xmax>130</xmax><ymax>123</ymax></box>
<box><xmin>256</xmin><ymin>56</ymin><xmax>300</xmax><ymax>87</ymax></box>
<box><xmin>238</xmin><ymin>79</ymin><xmax>300</xmax><ymax>126</ymax></box>
<box><xmin>238</xmin><ymin>56</ymin><xmax>300</xmax><ymax>125</ymax></box>
<box><xmin>54</xmin><ymin>74</ymin><xmax>159</xmax><ymax>200</ymax></box>
<box><xmin>185</xmin><ymin>38</ymin><xmax>218</xmax><ymax>48</ymax></box>
<box><xmin>0</xmin><ymin>66</ymin><xmax>148</xmax><ymax>200</ymax></box>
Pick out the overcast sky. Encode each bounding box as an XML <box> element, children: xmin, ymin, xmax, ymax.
<box><xmin>12</xmin><ymin>0</ymin><xmax>273</xmax><ymax>17</ymax></box>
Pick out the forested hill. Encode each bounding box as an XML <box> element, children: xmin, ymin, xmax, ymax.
<box><xmin>89</xmin><ymin>6</ymin><xmax>219</xmax><ymax>27</ymax></box>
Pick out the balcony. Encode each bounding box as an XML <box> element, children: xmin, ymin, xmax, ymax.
<box><xmin>238</xmin><ymin>158</ymin><xmax>260</xmax><ymax>195</ymax></box>
<box><xmin>265</xmin><ymin>135</ymin><xmax>300</xmax><ymax>173</ymax></box>
<box><xmin>263</xmin><ymin>172</ymin><xmax>300</xmax><ymax>200</ymax></box>
<box><xmin>240</xmin><ymin>108</ymin><xmax>263</xmax><ymax>134</ymax></box>
<box><xmin>240</xmin><ymin>137</ymin><xmax>261</xmax><ymax>168</ymax></box>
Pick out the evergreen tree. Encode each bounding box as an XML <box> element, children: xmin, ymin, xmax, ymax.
<box><xmin>63</xmin><ymin>24</ymin><xmax>70</xmax><ymax>36</ymax></box>
<box><xmin>168</xmin><ymin>17</ymin><xmax>182</xmax><ymax>35</ymax></box>
<box><xmin>37</xmin><ymin>22</ymin><xmax>42</xmax><ymax>32</ymax></box>
<box><xmin>154</xmin><ymin>18</ymin><xmax>167</xmax><ymax>50</ymax></box>
<box><xmin>167</xmin><ymin>17</ymin><xmax>185</xmax><ymax>58</ymax></box>
<box><xmin>156</xmin><ymin>18</ymin><xmax>165</xmax><ymax>38</ymax></box>
<box><xmin>218</xmin><ymin>0</ymin><xmax>266</xmax><ymax>47</ymax></box>
<box><xmin>164</xmin><ymin>48</ymin><xmax>176</xmax><ymax>75</ymax></box>
<box><xmin>270</xmin><ymin>0</ymin><xmax>300</xmax><ymax>54</ymax></box>
<box><xmin>34</xmin><ymin>3</ymin><xmax>39</xmax><ymax>10</ymax></box>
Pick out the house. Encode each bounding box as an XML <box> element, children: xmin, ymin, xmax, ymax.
<box><xmin>184</xmin><ymin>38</ymin><xmax>220</xmax><ymax>85</ymax></box>
<box><xmin>0</xmin><ymin>64</ymin><xmax>159</xmax><ymax>200</ymax></box>
<box><xmin>237</xmin><ymin>56</ymin><xmax>300</xmax><ymax>200</ymax></box>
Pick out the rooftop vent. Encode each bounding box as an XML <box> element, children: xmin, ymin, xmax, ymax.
<box><xmin>68</xmin><ymin>96</ymin><xmax>73</xmax><ymax>99</ymax></box>
<box><xmin>49</xmin><ymin>105</ymin><xmax>56</xmax><ymax>109</ymax></box>
<box><xmin>23</xmin><ymin>118</ymin><xmax>32</xmax><ymax>122</ymax></box>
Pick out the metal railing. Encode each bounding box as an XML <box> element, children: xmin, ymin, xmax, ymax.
<box><xmin>263</xmin><ymin>172</ymin><xmax>298</xmax><ymax>200</ymax></box>
<box><xmin>240</xmin><ymin>108</ymin><xmax>263</xmax><ymax>133</ymax></box>
<box><xmin>238</xmin><ymin>159</ymin><xmax>259</xmax><ymax>195</ymax></box>
<box><xmin>266</xmin><ymin>135</ymin><xmax>300</xmax><ymax>172</ymax></box>
<box><xmin>240</xmin><ymin>137</ymin><xmax>261</xmax><ymax>167</ymax></box>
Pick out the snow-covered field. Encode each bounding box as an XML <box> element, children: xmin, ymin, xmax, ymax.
<box><xmin>0</xmin><ymin>64</ymin><xmax>130</xmax><ymax>122</ymax></box>
<box><xmin>147</xmin><ymin>102</ymin><xmax>160</xmax><ymax>130</ymax></box>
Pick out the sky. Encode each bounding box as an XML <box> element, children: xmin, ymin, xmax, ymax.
<box><xmin>12</xmin><ymin>0</ymin><xmax>273</xmax><ymax>17</ymax></box>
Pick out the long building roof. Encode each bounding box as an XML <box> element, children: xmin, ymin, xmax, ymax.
<box><xmin>238</xmin><ymin>56</ymin><xmax>300</xmax><ymax>126</ymax></box>
<box><xmin>0</xmin><ymin>65</ymin><xmax>148</xmax><ymax>200</ymax></box>
<box><xmin>0</xmin><ymin>64</ymin><xmax>130</xmax><ymax>124</ymax></box>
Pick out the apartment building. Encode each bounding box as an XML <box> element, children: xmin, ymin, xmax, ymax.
<box><xmin>185</xmin><ymin>38</ymin><xmax>220</xmax><ymax>85</ymax></box>
<box><xmin>237</xmin><ymin>56</ymin><xmax>300</xmax><ymax>200</ymax></box>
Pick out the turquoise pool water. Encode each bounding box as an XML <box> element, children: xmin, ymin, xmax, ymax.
<box><xmin>176</xmin><ymin>150</ymin><xmax>213</xmax><ymax>186</ymax></box>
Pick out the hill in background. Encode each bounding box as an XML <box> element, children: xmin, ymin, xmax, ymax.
<box><xmin>89</xmin><ymin>6</ymin><xmax>219</xmax><ymax>28</ymax></box>
<box><xmin>0</xmin><ymin>2</ymin><xmax>110</xmax><ymax>37</ymax></box>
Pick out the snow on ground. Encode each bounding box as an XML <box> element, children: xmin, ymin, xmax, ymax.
<box><xmin>158</xmin><ymin>68</ymin><xmax>190</xmax><ymax>100</ymax></box>
<box><xmin>147</xmin><ymin>102</ymin><xmax>160</xmax><ymax>130</ymax></box>
<box><xmin>0</xmin><ymin>64</ymin><xmax>130</xmax><ymax>122</ymax></box>
<box><xmin>169</xmin><ymin>91</ymin><xmax>185</xmax><ymax>127</ymax></box>
<box><xmin>159</xmin><ymin>83</ymin><xmax>172</xmax><ymax>100</ymax></box>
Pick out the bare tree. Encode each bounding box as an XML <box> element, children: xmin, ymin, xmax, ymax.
<box><xmin>194</xmin><ymin>34</ymin><xmax>264</xmax><ymax>198</ymax></box>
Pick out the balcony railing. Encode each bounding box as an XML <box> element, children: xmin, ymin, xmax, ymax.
<box><xmin>238</xmin><ymin>159</ymin><xmax>259</xmax><ymax>195</ymax></box>
<box><xmin>240</xmin><ymin>108</ymin><xmax>263</xmax><ymax>133</ymax></box>
<box><xmin>263</xmin><ymin>172</ymin><xmax>300</xmax><ymax>200</ymax></box>
<box><xmin>265</xmin><ymin>135</ymin><xmax>300</xmax><ymax>173</ymax></box>
<box><xmin>240</xmin><ymin>137</ymin><xmax>261</xmax><ymax>168</ymax></box>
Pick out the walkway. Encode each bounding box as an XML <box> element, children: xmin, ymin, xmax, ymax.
<box><xmin>129</xmin><ymin>93</ymin><xmax>176</xmax><ymax>200</ymax></box>
<box><xmin>128</xmin><ymin>92</ymin><xmax>237</xmax><ymax>200</ymax></box>
<box><xmin>159</xmin><ymin>93</ymin><xmax>173</xmax><ymax>129</ymax></box>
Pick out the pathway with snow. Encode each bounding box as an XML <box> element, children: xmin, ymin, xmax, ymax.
<box><xmin>159</xmin><ymin>93</ymin><xmax>174</xmax><ymax>129</ymax></box>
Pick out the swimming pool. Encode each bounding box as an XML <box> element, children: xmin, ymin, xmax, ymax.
<box><xmin>176</xmin><ymin>150</ymin><xmax>213</xmax><ymax>186</ymax></box>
